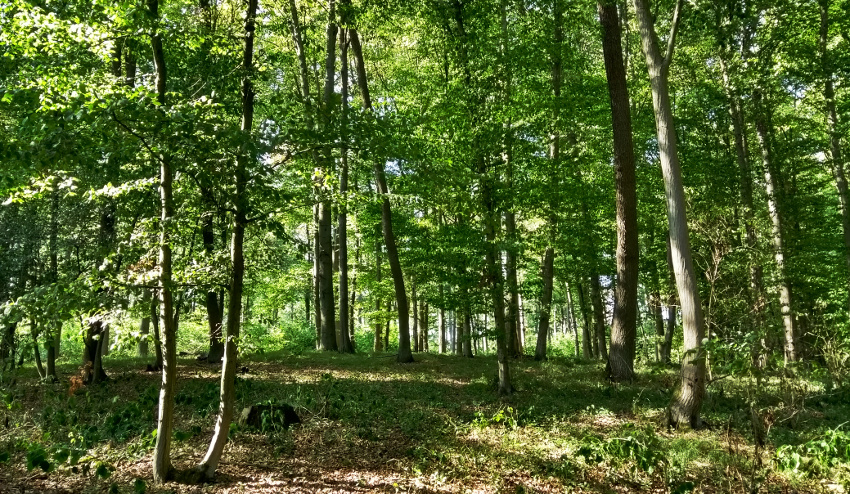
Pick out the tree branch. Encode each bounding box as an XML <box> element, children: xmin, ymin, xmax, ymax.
<box><xmin>662</xmin><ymin>0</ymin><xmax>684</xmax><ymax>70</ymax></box>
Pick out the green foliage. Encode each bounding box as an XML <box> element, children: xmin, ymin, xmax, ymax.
<box><xmin>775</xmin><ymin>426</ymin><xmax>850</xmax><ymax>477</ymax></box>
<box><xmin>25</xmin><ymin>442</ymin><xmax>51</xmax><ymax>472</ymax></box>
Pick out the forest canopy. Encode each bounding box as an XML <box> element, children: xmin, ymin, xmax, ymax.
<box><xmin>1</xmin><ymin>0</ymin><xmax>850</xmax><ymax>492</ymax></box>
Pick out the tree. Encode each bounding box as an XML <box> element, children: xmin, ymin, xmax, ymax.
<box><xmin>633</xmin><ymin>0</ymin><xmax>706</xmax><ymax>427</ymax></box>
<box><xmin>600</xmin><ymin>0</ymin><xmax>639</xmax><ymax>382</ymax></box>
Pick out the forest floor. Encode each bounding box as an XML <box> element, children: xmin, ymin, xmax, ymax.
<box><xmin>1</xmin><ymin>351</ymin><xmax>848</xmax><ymax>493</ymax></box>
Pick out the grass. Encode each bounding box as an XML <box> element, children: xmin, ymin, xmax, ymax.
<box><xmin>1</xmin><ymin>339</ymin><xmax>849</xmax><ymax>493</ymax></box>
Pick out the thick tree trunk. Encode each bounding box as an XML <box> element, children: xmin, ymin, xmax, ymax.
<box><xmin>462</xmin><ymin>305</ymin><xmax>473</xmax><ymax>358</ymax></box>
<box><xmin>753</xmin><ymin>91</ymin><xmax>797</xmax><ymax>363</ymax></box>
<box><xmin>634</xmin><ymin>0</ymin><xmax>705</xmax><ymax>428</ymax></box>
<box><xmin>196</xmin><ymin>0</ymin><xmax>256</xmax><ymax>480</ymax></box>
<box><xmin>317</xmin><ymin>2</ymin><xmax>338</xmax><ymax>351</ymax></box>
<box><xmin>318</xmin><ymin>199</ymin><xmax>336</xmax><ymax>351</ymax></box>
<box><xmin>349</xmin><ymin>29</ymin><xmax>412</xmax><ymax>363</ymax></box>
<box><xmin>600</xmin><ymin>0</ymin><xmax>639</xmax><ymax>382</ymax></box>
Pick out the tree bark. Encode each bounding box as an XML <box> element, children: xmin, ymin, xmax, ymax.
<box><xmin>349</xmin><ymin>28</ymin><xmax>412</xmax><ymax>363</ymax></box>
<box><xmin>535</xmin><ymin>248</ymin><xmax>555</xmax><ymax>361</ymax></box>
<box><xmin>149</xmin><ymin>0</ymin><xmax>178</xmax><ymax>478</ymax></box>
<box><xmin>374</xmin><ymin>235</ymin><xmax>383</xmax><ymax>352</ymax></box>
<box><xmin>196</xmin><ymin>0</ymin><xmax>256</xmax><ymax>479</ymax></box>
<box><xmin>338</xmin><ymin>27</ymin><xmax>353</xmax><ymax>354</ymax></box>
<box><xmin>634</xmin><ymin>0</ymin><xmax>705</xmax><ymax>427</ymax></box>
<box><xmin>600</xmin><ymin>0</ymin><xmax>639</xmax><ymax>382</ymax></box>
<box><xmin>753</xmin><ymin>90</ymin><xmax>797</xmax><ymax>363</ymax></box>
<box><xmin>590</xmin><ymin>271</ymin><xmax>608</xmax><ymax>361</ymax></box>
<box><xmin>412</xmin><ymin>284</ymin><xmax>419</xmax><ymax>352</ymax></box>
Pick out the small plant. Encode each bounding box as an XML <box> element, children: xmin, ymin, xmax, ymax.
<box><xmin>471</xmin><ymin>407</ymin><xmax>518</xmax><ymax>430</ymax></box>
<box><xmin>775</xmin><ymin>425</ymin><xmax>850</xmax><ymax>477</ymax></box>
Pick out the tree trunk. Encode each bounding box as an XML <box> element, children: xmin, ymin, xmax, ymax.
<box><xmin>203</xmin><ymin>215</ymin><xmax>224</xmax><ymax>364</ymax></box>
<box><xmin>634</xmin><ymin>0</ymin><xmax>705</xmax><ymax>428</ymax></box>
<box><xmin>535</xmin><ymin>247</ymin><xmax>555</xmax><ymax>361</ymax></box>
<box><xmin>337</xmin><ymin>27</ymin><xmax>353</xmax><ymax>354</ymax></box>
<box><xmin>412</xmin><ymin>284</ymin><xmax>419</xmax><ymax>352</ymax></box>
<box><xmin>151</xmin><ymin>291</ymin><xmax>164</xmax><ymax>370</ymax></box>
<box><xmin>33</xmin><ymin>326</ymin><xmax>46</xmax><ymax>379</ymax></box>
<box><xmin>753</xmin><ymin>90</ymin><xmax>797</xmax><ymax>364</ymax></box>
<box><xmin>349</xmin><ymin>29</ymin><xmax>412</xmax><ymax>363</ymax></box>
<box><xmin>374</xmin><ymin>236</ymin><xmax>383</xmax><ymax>352</ymax></box>
<box><xmin>139</xmin><ymin>313</ymin><xmax>150</xmax><ymax>358</ymax></box>
<box><xmin>439</xmin><ymin>286</ymin><xmax>447</xmax><ymax>353</ymax></box>
<box><xmin>149</xmin><ymin>0</ymin><xmax>178</xmax><ymax>477</ymax></box>
<box><xmin>462</xmin><ymin>305</ymin><xmax>473</xmax><ymax>358</ymax></box>
<box><xmin>196</xmin><ymin>0</ymin><xmax>256</xmax><ymax>479</ymax></box>
<box><xmin>819</xmin><ymin>0</ymin><xmax>850</xmax><ymax>312</ymax></box>
<box><xmin>600</xmin><ymin>0</ymin><xmax>639</xmax><ymax>382</ymax></box>
<box><xmin>590</xmin><ymin>272</ymin><xmax>608</xmax><ymax>361</ymax></box>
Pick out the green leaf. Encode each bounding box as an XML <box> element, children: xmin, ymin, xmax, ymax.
<box><xmin>133</xmin><ymin>478</ymin><xmax>147</xmax><ymax>494</ymax></box>
<box><xmin>95</xmin><ymin>462</ymin><xmax>111</xmax><ymax>479</ymax></box>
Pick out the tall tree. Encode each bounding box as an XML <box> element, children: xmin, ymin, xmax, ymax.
<box><xmin>149</xmin><ymin>0</ymin><xmax>178</xmax><ymax>480</ymax></box>
<box><xmin>599</xmin><ymin>0</ymin><xmax>639</xmax><ymax>382</ymax></box>
<box><xmin>196</xmin><ymin>0</ymin><xmax>258</xmax><ymax>479</ymax></box>
<box><xmin>349</xmin><ymin>27</ymin><xmax>414</xmax><ymax>363</ymax></box>
<box><xmin>633</xmin><ymin>0</ymin><xmax>705</xmax><ymax>427</ymax></box>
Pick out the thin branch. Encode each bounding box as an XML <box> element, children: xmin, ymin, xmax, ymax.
<box><xmin>111</xmin><ymin>110</ymin><xmax>167</xmax><ymax>167</ymax></box>
<box><xmin>662</xmin><ymin>0</ymin><xmax>684</xmax><ymax>70</ymax></box>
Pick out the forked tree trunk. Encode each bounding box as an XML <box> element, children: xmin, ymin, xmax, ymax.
<box><xmin>349</xmin><ymin>28</ymin><xmax>412</xmax><ymax>363</ymax></box>
<box><xmin>195</xmin><ymin>0</ymin><xmax>257</xmax><ymax>480</ymax></box>
<box><xmin>600</xmin><ymin>0</ymin><xmax>639</xmax><ymax>382</ymax></box>
<box><xmin>633</xmin><ymin>0</ymin><xmax>705</xmax><ymax>428</ymax></box>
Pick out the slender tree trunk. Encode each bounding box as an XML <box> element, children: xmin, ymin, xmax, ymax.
<box><xmin>600</xmin><ymin>0</ymin><xmax>639</xmax><ymax>382</ymax></box>
<box><xmin>150</xmin><ymin>291</ymin><xmax>163</xmax><ymax>370</ymax></box>
<box><xmin>46</xmin><ymin>183</ymin><xmax>60</xmax><ymax>381</ymax></box>
<box><xmin>149</xmin><ymin>0</ymin><xmax>178</xmax><ymax>476</ymax></box>
<box><xmin>412</xmin><ymin>284</ymin><xmax>419</xmax><ymax>352</ymax></box>
<box><xmin>590</xmin><ymin>272</ymin><xmax>608</xmax><ymax>361</ymax></box>
<box><xmin>196</xmin><ymin>0</ymin><xmax>257</xmax><ymax>479</ymax></box>
<box><xmin>819</xmin><ymin>0</ymin><xmax>850</xmax><ymax>311</ymax></box>
<box><xmin>634</xmin><ymin>0</ymin><xmax>705</xmax><ymax>428</ymax></box>
<box><xmin>374</xmin><ymin>236</ymin><xmax>383</xmax><ymax>352</ymax></box>
<box><xmin>338</xmin><ymin>27</ymin><xmax>353</xmax><ymax>354</ymax></box>
<box><xmin>33</xmin><ymin>326</ymin><xmax>46</xmax><ymax>379</ymax></box>
<box><xmin>349</xmin><ymin>29</ymin><xmax>412</xmax><ymax>363</ymax></box>
<box><xmin>753</xmin><ymin>90</ymin><xmax>797</xmax><ymax>363</ymax></box>
<box><xmin>439</xmin><ymin>285</ymin><xmax>447</xmax><ymax>353</ymax></box>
